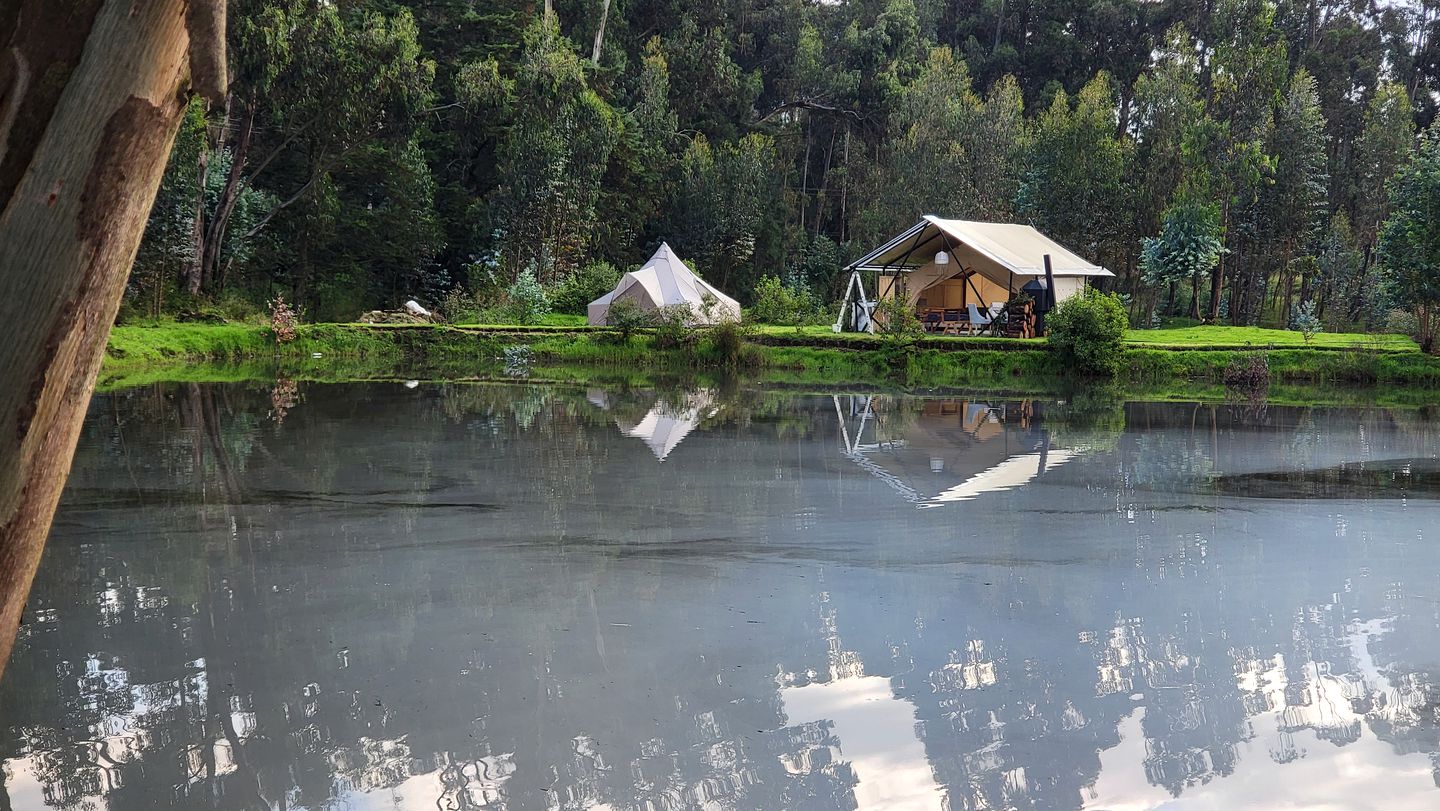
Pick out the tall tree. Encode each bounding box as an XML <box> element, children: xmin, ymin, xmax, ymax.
<box><xmin>190</xmin><ymin>0</ymin><xmax>435</xmax><ymax>298</ymax></box>
<box><xmin>1198</xmin><ymin>0</ymin><xmax>1290</xmax><ymax>321</ymax></box>
<box><xmin>853</xmin><ymin>47</ymin><xmax>983</xmax><ymax>243</ymax></box>
<box><xmin>1251</xmin><ymin>68</ymin><xmax>1328</xmax><ymax>324</ymax></box>
<box><xmin>0</xmin><ymin>0</ymin><xmax>226</xmax><ymax>682</ymax></box>
<box><xmin>1378</xmin><ymin>124</ymin><xmax>1440</xmax><ymax>351</ymax></box>
<box><xmin>486</xmin><ymin>14</ymin><xmax>622</xmax><ymax>283</ymax></box>
<box><xmin>1017</xmin><ymin>74</ymin><xmax>1132</xmax><ymax>269</ymax></box>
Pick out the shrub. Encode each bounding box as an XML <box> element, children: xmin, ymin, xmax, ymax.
<box><xmin>751</xmin><ymin>276</ymin><xmax>799</xmax><ymax>324</ymax></box>
<box><xmin>1290</xmin><ymin>300</ymin><xmax>1322</xmax><ymax>344</ymax></box>
<box><xmin>269</xmin><ymin>296</ymin><xmax>299</xmax><ymax>344</ymax></box>
<box><xmin>705</xmin><ymin>320</ymin><xmax>761</xmax><ymax>369</ymax></box>
<box><xmin>506</xmin><ymin>266</ymin><xmax>550</xmax><ymax>324</ymax></box>
<box><xmin>439</xmin><ymin>287</ymin><xmax>483</xmax><ymax>324</ymax></box>
<box><xmin>604</xmin><ymin>299</ymin><xmax>648</xmax><ymax>340</ymax></box>
<box><xmin>651</xmin><ymin>304</ymin><xmax>697</xmax><ymax>349</ymax></box>
<box><xmin>550</xmin><ymin>261</ymin><xmax>621</xmax><ymax>315</ymax></box>
<box><xmin>750</xmin><ymin>275</ymin><xmax>827</xmax><ymax>326</ymax></box>
<box><xmin>1047</xmin><ymin>289</ymin><xmax>1129</xmax><ymax>377</ymax></box>
<box><xmin>875</xmin><ymin>295</ymin><xmax>923</xmax><ymax>340</ymax></box>
<box><xmin>1223</xmin><ymin>352</ymin><xmax>1270</xmax><ymax>390</ymax></box>
<box><xmin>1385</xmin><ymin>308</ymin><xmax>1420</xmax><ymax>339</ymax></box>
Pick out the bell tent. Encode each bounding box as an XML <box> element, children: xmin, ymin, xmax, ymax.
<box><xmin>588</xmin><ymin>243</ymin><xmax>741</xmax><ymax>326</ymax></box>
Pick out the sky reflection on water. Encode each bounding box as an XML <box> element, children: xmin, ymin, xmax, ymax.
<box><xmin>2</xmin><ymin>382</ymin><xmax>1440</xmax><ymax>810</ymax></box>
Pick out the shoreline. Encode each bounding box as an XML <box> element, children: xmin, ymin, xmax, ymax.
<box><xmin>101</xmin><ymin>322</ymin><xmax>1440</xmax><ymax>405</ymax></box>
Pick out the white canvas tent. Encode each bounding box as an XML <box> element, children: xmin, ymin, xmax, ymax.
<box><xmin>588</xmin><ymin>243</ymin><xmax>742</xmax><ymax>326</ymax></box>
<box><xmin>836</xmin><ymin>217</ymin><xmax>1114</xmax><ymax>332</ymax></box>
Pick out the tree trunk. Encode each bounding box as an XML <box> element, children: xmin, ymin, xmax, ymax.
<box><xmin>0</xmin><ymin>0</ymin><xmax>223</xmax><ymax>683</ymax></box>
<box><xmin>1208</xmin><ymin>201</ymin><xmax>1230</xmax><ymax>322</ymax></box>
<box><xmin>591</xmin><ymin>0</ymin><xmax>611</xmax><ymax>66</ymax></box>
<box><xmin>201</xmin><ymin>100</ymin><xmax>254</xmax><ymax>293</ymax></box>
<box><xmin>184</xmin><ymin>143</ymin><xmax>210</xmax><ymax>296</ymax></box>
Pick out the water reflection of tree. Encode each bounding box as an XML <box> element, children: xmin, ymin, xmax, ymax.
<box><xmin>9</xmin><ymin>387</ymin><xmax>1440</xmax><ymax>810</ymax></box>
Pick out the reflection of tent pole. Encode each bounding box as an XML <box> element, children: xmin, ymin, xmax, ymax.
<box><xmin>833</xmin><ymin>395</ymin><xmax>854</xmax><ymax>454</ymax></box>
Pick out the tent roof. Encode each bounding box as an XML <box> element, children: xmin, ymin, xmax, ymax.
<box><xmin>848</xmin><ymin>216</ymin><xmax>1114</xmax><ymax>278</ymax></box>
<box><xmin>609</xmin><ymin>242</ymin><xmax>740</xmax><ymax>312</ymax></box>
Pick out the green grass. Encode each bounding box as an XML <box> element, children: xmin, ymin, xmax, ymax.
<box><xmin>1125</xmin><ymin>325</ymin><xmax>1419</xmax><ymax>351</ymax></box>
<box><xmin>753</xmin><ymin>322</ymin><xmax>1420</xmax><ymax>352</ymax></box>
<box><xmin>106</xmin><ymin>323</ymin><xmax>276</xmax><ymax>366</ymax></box>
<box><xmin>102</xmin><ymin>320</ymin><xmax>1440</xmax><ymax>403</ymax></box>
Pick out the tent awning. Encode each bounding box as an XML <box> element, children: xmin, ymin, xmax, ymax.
<box><xmin>848</xmin><ymin>216</ymin><xmax>1114</xmax><ymax>278</ymax></box>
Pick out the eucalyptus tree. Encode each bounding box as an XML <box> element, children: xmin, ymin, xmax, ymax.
<box><xmin>1017</xmin><ymin>74</ymin><xmax>1133</xmax><ymax>274</ymax></box>
<box><xmin>669</xmin><ymin>133</ymin><xmax>782</xmax><ymax>292</ymax></box>
<box><xmin>189</xmin><ymin>0</ymin><xmax>436</xmax><ymax>298</ymax></box>
<box><xmin>1141</xmin><ymin>199</ymin><xmax>1226</xmax><ymax>320</ymax></box>
<box><xmin>1248</xmin><ymin>69</ymin><xmax>1328</xmax><ymax>324</ymax></box>
<box><xmin>1354</xmin><ymin>83</ymin><xmax>1417</xmax><ymax>255</ymax></box>
<box><xmin>1130</xmin><ymin>27</ymin><xmax>1207</xmax><ymax>241</ymax></box>
<box><xmin>852</xmin><ymin>47</ymin><xmax>984</xmax><ymax>244</ymax></box>
<box><xmin>1378</xmin><ymin>125</ymin><xmax>1440</xmax><ymax>351</ymax></box>
<box><xmin>485</xmin><ymin>14</ymin><xmax>622</xmax><ymax>284</ymax></box>
<box><xmin>0</xmin><ymin>0</ymin><xmax>226</xmax><ymax>683</ymax></box>
<box><xmin>1313</xmin><ymin>212</ymin><xmax>1365</xmax><ymax>327</ymax></box>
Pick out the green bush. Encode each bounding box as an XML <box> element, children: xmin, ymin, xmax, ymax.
<box><xmin>1047</xmin><ymin>289</ymin><xmax>1129</xmax><ymax>377</ymax></box>
<box><xmin>651</xmin><ymin>303</ymin><xmax>697</xmax><ymax>349</ymax></box>
<box><xmin>1290</xmin><ymin>300</ymin><xmax>1322</xmax><ymax>343</ymax></box>
<box><xmin>703</xmin><ymin>320</ymin><xmax>762</xmax><ymax>369</ymax></box>
<box><xmin>603</xmin><ymin>298</ymin><xmax>648</xmax><ymax>341</ymax></box>
<box><xmin>550</xmin><ymin>261</ymin><xmax>621</xmax><ymax>315</ymax></box>
<box><xmin>439</xmin><ymin>287</ymin><xmax>484</xmax><ymax>324</ymax></box>
<box><xmin>506</xmin><ymin>266</ymin><xmax>550</xmax><ymax>324</ymax></box>
<box><xmin>749</xmin><ymin>275</ymin><xmax>826</xmax><ymax>325</ymax></box>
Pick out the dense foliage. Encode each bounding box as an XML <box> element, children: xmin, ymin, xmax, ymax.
<box><xmin>1047</xmin><ymin>290</ymin><xmax>1130</xmax><ymax>376</ymax></box>
<box><xmin>128</xmin><ymin>0</ymin><xmax>1440</xmax><ymax>335</ymax></box>
<box><xmin>1378</xmin><ymin>128</ymin><xmax>1440</xmax><ymax>351</ymax></box>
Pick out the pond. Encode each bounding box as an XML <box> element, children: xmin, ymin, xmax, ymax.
<box><xmin>3</xmin><ymin>381</ymin><xmax>1440</xmax><ymax>810</ymax></box>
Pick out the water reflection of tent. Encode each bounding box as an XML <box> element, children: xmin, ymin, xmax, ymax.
<box><xmin>834</xmin><ymin>395</ymin><xmax>1073</xmax><ymax>506</ymax></box>
<box><xmin>591</xmin><ymin>389</ymin><xmax>718</xmax><ymax>461</ymax></box>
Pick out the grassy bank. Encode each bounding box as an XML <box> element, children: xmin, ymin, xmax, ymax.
<box><xmin>102</xmin><ymin>321</ymin><xmax>1440</xmax><ymax>397</ymax></box>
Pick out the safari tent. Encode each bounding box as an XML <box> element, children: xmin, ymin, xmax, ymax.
<box><xmin>588</xmin><ymin>243</ymin><xmax>741</xmax><ymax>326</ymax></box>
<box><xmin>835</xmin><ymin>217</ymin><xmax>1114</xmax><ymax>333</ymax></box>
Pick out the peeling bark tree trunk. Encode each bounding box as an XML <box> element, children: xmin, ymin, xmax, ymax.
<box><xmin>591</xmin><ymin>0</ymin><xmax>611</xmax><ymax>66</ymax></box>
<box><xmin>184</xmin><ymin>144</ymin><xmax>210</xmax><ymax>296</ymax></box>
<box><xmin>0</xmin><ymin>0</ymin><xmax>224</xmax><ymax>682</ymax></box>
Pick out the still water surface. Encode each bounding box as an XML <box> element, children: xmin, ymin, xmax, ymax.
<box><xmin>3</xmin><ymin>382</ymin><xmax>1440</xmax><ymax>810</ymax></box>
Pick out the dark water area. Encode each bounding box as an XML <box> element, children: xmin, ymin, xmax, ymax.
<box><xmin>4</xmin><ymin>382</ymin><xmax>1440</xmax><ymax>810</ymax></box>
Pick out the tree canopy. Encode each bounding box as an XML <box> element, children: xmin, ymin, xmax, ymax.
<box><xmin>128</xmin><ymin>0</ymin><xmax>1435</xmax><ymax>330</ymax></box>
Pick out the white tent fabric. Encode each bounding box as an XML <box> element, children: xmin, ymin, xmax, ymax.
<box><xmin>849</xmin><ymin>216</ymin><xmax>1114</xmax><ymax>278</ymax></box>
<box><xmin>921</xmin><ymin>450</ymin><xmax>1076</xmax><ymax>507</ymax></box>
<box><xmin>588</xmin><ymin>243</ymin><xmax>742</xmax><ymax>326</ymax></box>
<box><xmin>613</xmin><ymin>391</ymin><xmax>717</xmax><ymax>461</ymax></box>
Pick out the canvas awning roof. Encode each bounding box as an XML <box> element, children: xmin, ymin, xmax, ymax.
<box><xmin>848</xmin><ymin>216</ymin><xmax>1114</xmax><ymax>278</ymax></box>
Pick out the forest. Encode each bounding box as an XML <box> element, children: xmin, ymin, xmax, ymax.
<box><xmin>127</xmin><ymin>0</ymin><xmax>1440</xmax><ymax>339</ymax></box>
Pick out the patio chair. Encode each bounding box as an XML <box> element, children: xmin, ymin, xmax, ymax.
<box><xmin>965</xmin><ymin>304</ymin><xmax>992</xmax><ymax>335</ymax></box>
